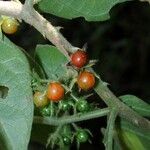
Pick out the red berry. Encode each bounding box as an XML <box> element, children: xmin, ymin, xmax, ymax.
<box><xmin>71</xmin><ymin>50</ymin><xmax>88</xmax><ymax>68</ymax></box>
<box><xmin>47</xmin><ymin>82</ymin><xmax>65</xmax><ymax>102</ymax></box>
<box><xmin>77</xmin><ymin>71</ymin><xmax>95</xmax><ymax>90</ymax></box>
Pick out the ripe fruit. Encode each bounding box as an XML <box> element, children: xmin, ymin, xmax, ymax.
<box><xmin>76</xmin><ymin>100</ymin><xmax>89</xmax><ymax>112</ymax></box>
<box><xmin>47</xmin><ymin>82</ymin><xmax>65</xmax><ymax>102</ymax></box>
<box><xmin>77</xmin><ymin>71</ymin><xmax>95</xmax><ymax>90</ymax></box>
<box><xmin>71</xmin><ymin>50</ymin><xmax>88</xmax><ymax>68</ymax></box>
<box><xmin>1</xmin><ymin>17</ymin><xmax>19</xmax><ymax>34</ymax></box>
<box><xmin>33</xmin><ymin>91</ymin><xmax>48</xmax><ymax>107</ymax></box>
<box><xmin>76</xmin><ymin>130</ymin><xmax>89</xmax><ymax>143</ymax></box>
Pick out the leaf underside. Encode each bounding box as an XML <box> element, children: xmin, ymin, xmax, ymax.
<box><xmin>0</xmin><ymin>34</ymin><xmax>33</xmax><ymax>150</ymax></box>
<box><xmin>115</xmin><ymin>119</ymin><xmax>150</xmax><ymax>150</ymax></box>
<box><xmin>36</xmin><ymin>44</ymin><xmax>68</xmax><ymax>80</ymax></box>
<box><xmin>119</xmin><ymin>95</ymin><xmax>150</xmax><ymax>117</ymax></box>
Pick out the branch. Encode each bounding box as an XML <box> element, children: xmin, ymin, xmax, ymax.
<box><xmin>0</xmin><ymin>1</ymin><xmax>22</xmax><ymax>17</ymax></box>
<box><xmin>103</xmin><ymin>108</ymin><xmax>118</xmax><ymax>150</ymax></box>
<box><xmin>34</xmin><ymin>108</ymin><xmax>110</xmax><ymax>126</ymax></box>
<box><xmin>95</xmin><ymin>79</ymin><xmax>150</xmax><ymax>130</ymax></box>
<box><xmin>0</xmin><ymin>1</ymin><xmax>76</xmax><ymax>59</ymax></box>
<box><xmin>140</xmin><ymin>0</ymin><xmax>150</xmax><ymax>4</ymax></box>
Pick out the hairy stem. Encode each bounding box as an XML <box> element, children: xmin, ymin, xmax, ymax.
<box><xmin>140</xmin><ymin>0</ymin><xmax>150</xmax><ymax>4</ymax></box>
<box><xmin>103</xmin><ymin>108</ymin><xmax>118</xmax><ymax>150</ymax></box>
<box><xmin>0</xmin><ymin>1</ymin><xmax>75</xmax><ymax>59</ymax></box>
<box><xmin>95</xmin><ymin>79</ymin><xmax>150</xmax><ymax>130</ymax></box>
<box><xmin>34</xmin><ymin>108</ymin><xmax>110</xmax><ymax>126</ymax></box>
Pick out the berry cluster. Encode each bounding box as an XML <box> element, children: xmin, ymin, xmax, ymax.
<box><xmin>33</xmin><ymin>49</ymin><xmax>96</xmax><ymax>107</ymax></box>
<box><xmin>33</xmin><ymin>49</ymin><xmax>97</xmax><ymax>148</ymax></box>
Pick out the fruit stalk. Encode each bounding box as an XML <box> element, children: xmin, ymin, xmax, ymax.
<box><xmin>34</xmin><ymin>108</ymin><xmax>110</xmax><ymax>126</ymax></box>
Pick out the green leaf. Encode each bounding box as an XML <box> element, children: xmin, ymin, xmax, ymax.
<box><xmin>38</xmin><ymin>0</ymin><xmax>129</xmax><ymax>21</ymax></box>
<box><xmin>115</xmin><ymin>119</ymin><xmax>150</xmax><ymax>150</ymax></box>
<box><xmin>35</xmin><ymin>45</ymin><xmax>68</xmax><ymax>80</ymax></box>
<box><xmin>117</xmin><ymin>129</ymin><xmax>145</xmax><ymax>150</ymax></box>
<box><xmin>119</xmin><ymin>95</ymin><xmax>150</xmax><ymax>117</ymax></box>
<box><xmin>0</xmin><ymin>34</ymin><xmax>33</xmax><ymax>150</ymax></box>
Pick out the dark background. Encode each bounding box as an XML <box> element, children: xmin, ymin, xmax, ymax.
<box><xmin>7</xmin><ymin>0</ymin><xmax>150</xmax><ymax>149</ymax></box>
